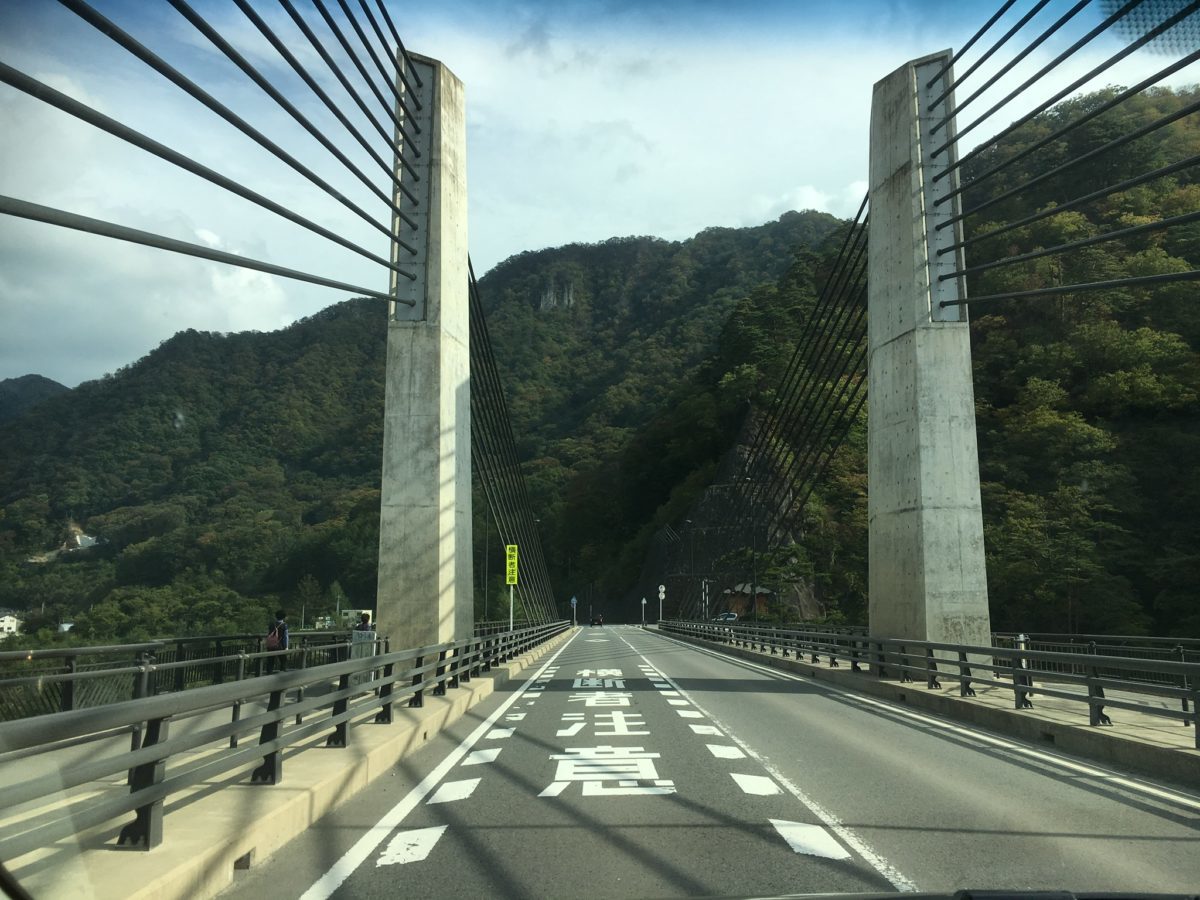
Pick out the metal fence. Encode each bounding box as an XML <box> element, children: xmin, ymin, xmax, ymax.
<box><xmin>0</xmin><ymin>620</ymin><xmax>568</xmax><ymax>860</ymax></box>
<box><xmin>0</xmin><ymin>631</ymin><xmax>357</xmax><ymax>722</ymax></box>
<box><xmin>660</xmin><ymin>620</ymin><xmax>1199</xmax><ymax>748</ymax></box>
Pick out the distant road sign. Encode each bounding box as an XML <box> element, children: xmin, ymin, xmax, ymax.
<box><xmin>505</xmin><ymin>544</ymin><xmax>518</xmax><ymax>585</ymax></box>
<box><xmin>570</xmin><ymin>596</ymin><xmax>577</xmax><ymax>607</ymax></box>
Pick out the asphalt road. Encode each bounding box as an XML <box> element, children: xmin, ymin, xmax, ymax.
<box><xmin>220</xmin><ymin>625</ymin><xmax>1200</xmax><ymax>899</ymax></box>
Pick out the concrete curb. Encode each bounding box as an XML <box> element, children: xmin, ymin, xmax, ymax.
<box><xmin>655</xmin><ymin>629</ymin><xmax>1200</xmax><ymax>791</ymax></box>
<box><xmin>12</xmin><ymin>627</ymin><xmax>576</xmax><ymax>900</ymax></box>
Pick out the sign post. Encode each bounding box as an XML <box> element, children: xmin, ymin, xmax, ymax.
<box><xmin>641</xmin><ymin>597</ymin><xmax>647</xmax><ymax>627</ymax></box>
<box><xmin>658</xmin><ymin>584</ymin><xmax>665</xmax><ymax>624</ymax></box>
<box><xmin>570</xmin><ymin>595</ymin><xmax>577</xmax><ymax>627</ymax></box>
<box><xmin>505</xmin><ymin>544</ymin><xmax>518</xmax><ymax>631</ymax></box>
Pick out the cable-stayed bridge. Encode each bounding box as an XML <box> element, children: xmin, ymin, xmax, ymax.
<box><xmin>0</xmin><ymin>1</ymin><xmax>1198</xmax><ymax>898</ymax></box>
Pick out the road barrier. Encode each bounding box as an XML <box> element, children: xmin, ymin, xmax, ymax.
<box><xmin>661</xmin><ymin>620</ymin><xmax>1199</xmax><ymax>748</ymax></box>
<box><xmin>0</xmin><ymin>620</ymin><xmax>568</xmax><ymax>859</ymax></box>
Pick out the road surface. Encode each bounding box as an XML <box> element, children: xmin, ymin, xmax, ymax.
<box><xmin>220</xmin><ymin>625</ymin><xmax>1200</xmax><ymax>899</ymax></box>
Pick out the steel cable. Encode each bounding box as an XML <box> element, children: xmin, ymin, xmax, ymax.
<box><xmin>309</xmin><ymin>0</ymin><xmax>415</xmax><ymax>149</ymax></box>
<box><xmin>0</xmin><ymin>63</ymin><xmax>408</xmax><ymax>277</ymax></box>
<box><xmin>925</xmin><ymin>0</ymin><xmax>1021</xmax><ymax>90</ymax></box>
<box><xmin>935</xmin><ymin>3</ymin><xmax>1200</xmax><ymax>186</ymax></box>
<box><xmin>939</xmin><ymin>97</ymin><xmax>1200</xmax><ymax>231</ymax></box>
<box><xmin>932</xmin><ymin>0</ymin><xmax>1096</xmax><ymax>135</ymax></box>
<box><xmin>946</xmin><ymin>152</ymin><xmax>1200</xmax><ymax>254</ymax></box>
<box><xmin>0</xmin><ymin>195</ymin><xmax>401</xmax><ymax>303</ymax></box>
<box><xmin>930</xmin><ymin>0</ymin><xmax>1055</xmax><ymax>107</ymax></box>
<box><xmin>166</xmin><ymin>0</ymin><xmax>417</xmax><ymax>230</ymax></box>
<box><xmin>57</xmin><ymin>0</ymin><xmax>410</xmax><ymax>254</ymax></box>
<box><xmin>234</xmin><ymin>0</ymin><xmax>418</xmax><ymax>206</ymax></box>
<box><xmin>944</xmin><ymin>209</ymin><xmax>1200</xmax><ymax>281</ymax></box>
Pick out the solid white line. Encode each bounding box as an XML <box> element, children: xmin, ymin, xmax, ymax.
<box><xmin>651</xmin><ymin>630</ymin><xmax>1200</xmax><ymax>814</ymax></box>
<box><xmin>614</xmin><ymin>629</ymin><xmax>919</xmax><ymax>893</ymax></box>
<box><xmin>299</xmin><ymin>629</ymin><xmax>581</xmax><ymax>900</ymax></box>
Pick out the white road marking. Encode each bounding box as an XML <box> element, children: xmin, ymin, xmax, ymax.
<box><xmin>676</xmin><ymin>709</ymin><xmax>703</xmax><ymax>718</ymax></box>
<box><xmin>770</xmin><ymin>819</ymin><xmax>851</xmax><ymax>860</ymax></box>
<box><xmin>300</xmin><ymin>630</ymin><xmax>581</xmax><ymax>900</ymax></box>
<box><xmin>652</xmin><ymin>630</ymin><xmax>1200</xmax><ymax>815</ymax></box>
<box><xmin>556</xmin><ymin>722</ymin><xmax>586</xmax><ymax>737</ymax></box>
<box><xmin>462</xmin><ymin>748</ymin><xmax>502</xmax><ymax>766</ymax></box>
<box><xmin>485</xmin><ymin>728</ymin><xmax>514</xmax><ymax>740</ymax></box>
<box><xmin>706</xmin><ymin>744</ymin><xmax>745</xmax><ymax>760</ymax></box>
<box><xmin>504</xmin><ymin>713</ymin><xmax>526</xmax><ymax>721</ymax></box>
<box><xmin>427</xmin><ymin>778</ymin><xmax>481</xmax><ymax>804</ymax></box>
<box><xmin>689</xmin><ymin>724</ymin><xmax>723</xmax><ymax>736</ymax></box>
<box><xmin>613</xmin><ymin>629</ymin><xmax>917</xmax><ymax>893</ymax></box>
<box><xmin>376</xmin><ymin>825</ymin><xmax>448</xmax><ymax>867</ymax></box>
<box><xmin>731</xmin><ymin>773</ymin><xmax>781</xmax><ymax>795</ymax></box>
<box><xmin>666</xmin><ymin>699</ymin><xmax>689</xmax><ymax>706</ymax></box>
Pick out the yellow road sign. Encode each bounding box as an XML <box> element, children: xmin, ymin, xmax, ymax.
<box><xmin>505</xmin><ymin>544</ymin><xmax>519</xmax><ymax>585</ymax></box>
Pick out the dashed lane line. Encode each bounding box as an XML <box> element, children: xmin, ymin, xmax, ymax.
<box><xmin>731</xmin><ymin>773</ymin><xmax>782</xmax><ymax>796</ymax></box>
<box><xmin>376</xmin><ymin>825</ymin><xmax>447</xmax><ymax>867</ymax></box>
<box><xmin>648</xmin><ymin>628</ymin><xmax>1200</xmax><ymax>815</ymax></box>
<box><xmin>613</xmin><ymin>628</ymin><xmax>919</xmax><ymax>893</ymax></box>
<box><xmin>299</xmin><ymin>629</ymin><xmax>582</xmax><ymax>900</ymax></box>
<box><xmin>427</xmin><ymin>778</ymin><xmax>481</xmax><ymax>804</ymax></box>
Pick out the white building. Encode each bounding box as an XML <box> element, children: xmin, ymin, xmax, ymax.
<box><xmin>0</xmin><ymin>614</ymin><xmax>22</xmax><ymax>639</ymax></box>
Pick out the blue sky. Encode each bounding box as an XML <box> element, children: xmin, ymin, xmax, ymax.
<box><xmin>0</xmin><ymin>0</ymin><xmax>1195</xmax><ymax>386</ymax></box>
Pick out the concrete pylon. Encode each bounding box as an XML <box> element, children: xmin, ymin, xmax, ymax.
<box><xmin>376</xmin><ymin>53</ymin><xmax>473</xmax><ymax>647</ymax></box>
<box><xmin>866</xmin><ymin>51</ymin><xmax>991</xmax><ymax>646</ymax></box>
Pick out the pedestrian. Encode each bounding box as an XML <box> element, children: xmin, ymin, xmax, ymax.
<box><xmin>265</xmin><ymin>609</ymin><xmax>289</xmax><ymax>674</ymax></box>
<box><xmin>355</xmin><ymin>611</ymin><xmax>373</xmax><ymax>632</ymax></box>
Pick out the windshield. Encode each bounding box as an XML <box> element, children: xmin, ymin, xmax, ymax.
<box><xmin>1</xmin><ymin>1</ymin><xmax>1198</xmax><ymax>898</ymax></box>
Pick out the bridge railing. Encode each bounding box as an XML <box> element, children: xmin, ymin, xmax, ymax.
<box><xmin>660</xmin><ymin>621</ymin><xmax>1199</xmax><ymax>749</ymax></box>
<box><xmin>0</xmin><ymin>630</ymin><xmax>358</xmax><ymax>721</ymax></box>
<box><xmin>991</xmin><ymin>633</ymin><xmax>1200</xmax><ymax>686</ymax></box>
<box><xmin>0</xmin><ymin>620</ymin><xmax>568</xmax><ymax>860</ymax></box>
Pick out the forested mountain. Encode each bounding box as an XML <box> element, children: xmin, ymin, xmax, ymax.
<box><xmin>0</xmin><ymin>375</ymin><xmax>68</xmax><ymax>424</ymax></box>
<box><xmin>0</xmin><ymin>85</ymin><xmax>1195</xmax><ymax>644</ymax></box>
<box><xmin>600</xmin><ymin>85</ymin><xmax>1200</xmax><ymax>636</ymax></box>
<box><xmin>0</xmin><ymin>212</ymin><xmax>837</xmax><ymax>645</ymax></box>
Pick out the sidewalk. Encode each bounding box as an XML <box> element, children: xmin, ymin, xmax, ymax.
<box><xmin>4</xmin><ymin>627</ymin><xmax>576</xmax><ymax>900</ymax></box>
<box><xmin>658</xmin><ymin>628</ymin><xmax>1200</xmax><ymax>790</ymax></box>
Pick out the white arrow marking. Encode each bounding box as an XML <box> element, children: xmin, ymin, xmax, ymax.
<box><xmin>427</xmin><ymin>778</ymin><xmax>481</xmax><ymax>804</ymax></box>
<box><xmin>376</xmin><ymin>826</ymin><xmax>447</xmax><ymax>867</ymax></box>
<box><xmin>770</xmin><ymin>819</ymin><xmax>851</xmax><ymax>860</ymax></box>
<box><xmin>462</xmin><ymin>748</ymin><xmax>501</xmax><ymax>766</ymax></box>
<box><xmin>731</xmin><ymin>773</ymin><xmax>781</xmax><ymax>795</ymax></box>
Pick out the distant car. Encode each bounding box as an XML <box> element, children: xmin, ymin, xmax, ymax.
<box><xmin>712</xmin><ymin>612</ymin><xmax>738</xmax><ymax>623</ymax></box>
<box><xmin>590</xmin><ymin>615</ymin><xmax>604</xmax><ymax>626</ymax></box>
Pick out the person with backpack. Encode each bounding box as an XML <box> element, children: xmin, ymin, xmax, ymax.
<box><xmin>265</xmin><ymin>609</ymin><xmax>289</xmax><ymax>673</ymax></box>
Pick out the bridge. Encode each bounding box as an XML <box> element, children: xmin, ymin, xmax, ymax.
<box><xmin>0</xmin><ymin>1</ymin><xmax>1198</xmax><ymax>898</ymax></box>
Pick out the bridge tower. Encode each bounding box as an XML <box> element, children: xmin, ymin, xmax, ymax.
<box><xmin>376</xmin><ymin>54</ymin><xmax>473</xmax><ymax>646</ymax></box>
<box><xmin>866</xmin><ymin>51</ymin><xmax>991</xmax><ymax>646</ymax></box>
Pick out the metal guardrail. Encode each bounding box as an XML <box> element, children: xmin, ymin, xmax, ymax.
<box><xmin>661</xmin><ymin>621</ymin><xmax>1199</xmax><ymax>749</ymax></box>
<box><xmin>0</xmin><ymin>630</ymin><xmax>357</xmax><ymax>721</ymax></box>
<box><xmin>992</xmin><ymin>633</ymin><xmax>1200</xmax><ymax>686</ymax></box>
<box><xmin>0</xmin><ymin>620</ymin><xmax>568</xmax><ymax>860</ymax></box>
